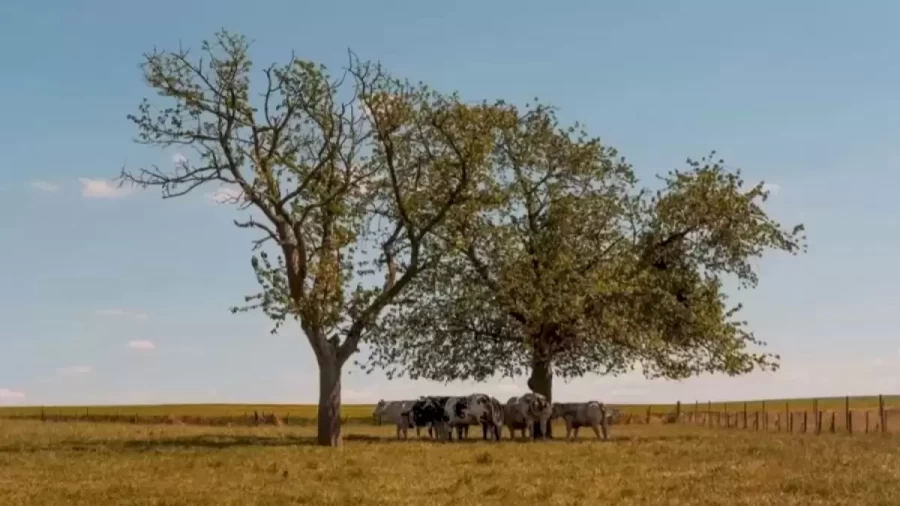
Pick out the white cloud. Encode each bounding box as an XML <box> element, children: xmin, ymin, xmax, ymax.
<box><xmin>206</xmin><ymin>185</ymin><xmax>243</xmax><ymax>204</ymax></box>
<box><xmin>128</xmin><ymin>340</ymin><xmax>156</xmax><ymax>351</ymax></box>
<box><xmin>30</xmin><ymin>180</ymin><xmax>60</xmax><ymax>192</ymax></box>
<box><xmin>58</xmin><ymin>365</ymin><xmax>93</xmax><ymax>375</ymax></box>
<box><xmin>79</xmin><ymin>178</ymin><xmax>134</xmax><ymax>199</ymax></box>
<box><xmin>95</xmin><ymin>309</ymin><xmax>149</xmax><ymax>320</ymax></box>
<box><xmin>172</xmin><ymin>153</ymin><xmax>187</xmax><ymax>166</ymax></box>
<box><xmin>0</xmin><ymin>388</ymin><xmax>25</xmax><ymax>400</ymax></box>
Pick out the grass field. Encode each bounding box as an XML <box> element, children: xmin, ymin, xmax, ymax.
<box><xmin>2</xmin><ymin>418</ymin><xmax>900</xmax><ymax>505</ymax></box>
<box><xmin>2</xmin><ymin>395</ymin><xmax>898</xmax><ymax>421</ymax></box>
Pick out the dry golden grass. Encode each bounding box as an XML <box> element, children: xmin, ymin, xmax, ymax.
<box><xmin>2</xmin><ymin>419</ymin><xmax>900</xmax><ymax>505</ymax></box>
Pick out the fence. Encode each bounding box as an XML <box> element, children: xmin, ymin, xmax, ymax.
<box><xmin>630</xmin><ymin>395</ymin><xmax>895</xmax><ymax>435</ymax></box>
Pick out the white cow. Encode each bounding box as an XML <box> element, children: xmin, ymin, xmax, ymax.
<box><xmin>550</xmin><ymin>401</ymin><xmax>609</xmax><ymax>441</ymax></box>
<box><xmin>372</xmin><ymin>399</ymin><xmax>417</xmax><ymax>439</ymax></box>
<box><xmin>503</xmin><ymin>396</ymin><xmax>529</xmax><ymax>439</ymax></box>
<box><xmin>516</xmin><ymin>393</ymin><xmax>553</xmax><ymax>440</ymax></box>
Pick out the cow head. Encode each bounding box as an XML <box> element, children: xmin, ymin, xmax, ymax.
<box><xmin>528</xmin><ymin>393</ymin><xmax>550</xmax><ymax>416</ymax></box>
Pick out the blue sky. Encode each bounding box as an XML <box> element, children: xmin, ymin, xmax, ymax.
<box><xmin>2</xmin><ymin>0</ymin><xmax>900</xmax><ymax>406</ymax></box>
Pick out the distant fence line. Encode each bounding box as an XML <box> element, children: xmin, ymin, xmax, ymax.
<box><xmin>652</xmin><ymin>395</ymin><xmax>894</xmax><ymax>435</ymax></box>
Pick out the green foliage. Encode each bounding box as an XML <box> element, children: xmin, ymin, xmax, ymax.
<box><xmin>363</xmin><ymin>103</ymin><xmax>806</xmax><ymax>385</ymax></box>
<box><xmin>121</xmin><ymin>30</ymin><xmax>513</xmax><ymax>371</ymax></box>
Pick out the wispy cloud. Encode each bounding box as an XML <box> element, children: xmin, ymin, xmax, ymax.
<box><xmin>57</xmin><ymin>365</ymin><xmax>93</xmax><ymax>375</ymax></box>
<box><xmin>128</xmin><ymin>340</ymin><xmax>156</xmax><ymax>351</ymax></box>
<box><xmin>79</xmin><ymin>178</ymin><xmax>134</xmax><ymax>199</ymax></box>
<box><xmin>0</xmin><ymin>388</ymin><xmax>25</xmax><ymax>400</ymax></box>
<box><xmin>30</xmin><ymin>180</ymin><xmax>60</xmax><ymax>193</ymax></box>
<box><xmin>172</xmin><ymin>153</ymin><xmax>188</xmax><ymax>166</ymax></box>
<box><xmin>205</xmin><ymin>185</ymin><xmax>243</xmax><ymax>205</ymax></box>
<box><xmin>95</xmin><ymin>309</ymin><xmax>149</xmax><ymax>320</ymax></box>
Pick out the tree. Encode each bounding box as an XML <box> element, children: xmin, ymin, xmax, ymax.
<box><xmin>119</xmin><ymin>31</ymin><xmax>512</xmax><ymax>446</ymax></box>
<box><xmin>363</xmin><ymin>103</ymin><xmax>806</xmax><ymax>436</ymax></box>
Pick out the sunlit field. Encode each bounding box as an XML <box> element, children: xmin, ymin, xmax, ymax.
<box><xmin>2</xmin><ymin>418</ymin><xmax>900</xmax><ymax>505</ymax></box>
<box><xmin>2</xmin><ymin>395</ymin><xmax>898</xmax><ymax>421</ymax></box>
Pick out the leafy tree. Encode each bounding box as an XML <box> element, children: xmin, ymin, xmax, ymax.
<box><xmin>364</xmin><ymin>104</ymin><xmax>806</xmax><ymax>436</ymax></box>
<box><xmin>120</xmin><ymin>31</ymin><xmax>513</xmax><ymax>446</ymax></box>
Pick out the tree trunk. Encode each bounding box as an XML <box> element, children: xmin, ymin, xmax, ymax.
<box><xmin>317</xmin><ymin>359</ymin><xmax>342</xmax><ymax>447</ymax></box>
<box><xmin>527</xmin><ymin>356</ymin><xmax>553</xmax><ymax>439</ymax></box>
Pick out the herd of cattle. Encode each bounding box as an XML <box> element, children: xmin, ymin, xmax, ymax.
<box><xmin>373</xmin><ymin>393</ymin><xmax>619</xmax><ymax>442</ymax></box>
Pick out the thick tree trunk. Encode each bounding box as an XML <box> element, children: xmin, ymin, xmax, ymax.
<box><xmin>317</xmin><ymin>359</ymin><xmax>342</xmax><ymax>447</ymax></box>
<box><xmin>527</xmin><ymin>356</ymin><xmax>553</xmax><ymax>439</ymax></box>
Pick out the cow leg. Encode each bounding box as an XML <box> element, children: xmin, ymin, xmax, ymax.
<box><xmin>591</xmin><ymin>423</ymin><xmax>602</xmax><ymax>440</ymax></box>
<box><xmin>482</xmin><ymin>423</ymin><xmax>489</xmax><ymax>440</ymax></box>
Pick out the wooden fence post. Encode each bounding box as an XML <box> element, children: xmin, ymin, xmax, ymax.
<box><xmin>865</xmin><ymin>411</ymin><xmax>870</xmax><ymax>433</ymax></box>
<box><xmin>676</xmin><ymin>401</ymin><xmax>681</xmax><ymax>423</ymax></box>
<box><xmin>845</xmin><ymin>396</ymin><xmax>851</xmax><ymax>435</ymax></box>
<box><xmin>803</xmin><ymin>411</ymin><xmax>808</xmax><ymax>433</ymax></box>
<box><xmin>743</xmin><ymin>402</ymin><xmax>748</xmax><ymax>429</ymax></box>
<box><xmin>724</xmin><ymin>403</ymin><xmax>728</xmax><ymax>428</ymax></box>
<box><xmin>708</xmin><ymin>401</ymin><xmax>712</xmax><ymax>428</ymax></box>
<box><xmin>40</xmin><ymin>407</ymin><xmax>45</xmax><ymax>422</ymax></box>
<box><xmin>762</xmin><ymin>401</ymin><xmax>767</xmax><ymax>430</ymax></box>
<box><xmin>646</xmin><ymin>405</ymin><xmax>651</xmax><ymax>424</ymax></box>
<box><xmin>879</xmin><ymin>395</ymin><xmax>886</xmax><ymax>434</ymax></box>
<box><xmin>813</xmin><ymin>399</ymin><xmax>818</xmax><ymax>433</ymax></box>
<box><xmin>784</xmin><ymin>402</ymin><xmax>789</xmax><ymax>432</ymax></box>
<box><xmin>755</xmin><ymin>411</ymin><xmax>760</xmax><ymax>430</ymax></box>
<box><xmin>789</xmin><ymin>412</ymin><xmax>793</xmax><ymax>433</ymax></box>
<box><xmin>775</xmin><ymin>413</ymin><xmax>781</xmax><ymax>431</ymax></box>
<box><xmin>830</xmin><ymin>412</ymin><xmax>836</xmax><ymax>433</ymax></box>
<box><xmin>817</xmin><ymin>412</ymin><xmax>823</xmax><ymax>435</ymax></box>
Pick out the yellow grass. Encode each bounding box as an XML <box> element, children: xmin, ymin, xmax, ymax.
<box><xmin>2</xmin><ymin>419</ymin><xmax>900</xmax><ymax>505</ymax></box>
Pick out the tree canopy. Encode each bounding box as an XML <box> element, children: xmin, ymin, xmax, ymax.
<box><xmin>363</xmin><ymin>103</ymin><xmax>806</xmax><ymax>414</ymax></box>
<box><xmin>120</xmin><ymin>30</ymin><xmax>516</xmax><ymax>446</ymax></box>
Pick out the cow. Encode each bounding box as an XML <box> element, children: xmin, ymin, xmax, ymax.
<box><xmin>372</xmin><ymin>399</ymin><xmax>417</xmax><ymax>439</ymax></box>
<box><xmin>441</xmin><ymin>394</ymin><xmax>504</xmax><ymax>441</ymax></box>
<box><xmin>515</xmin><ymin>393</ymin><xmax>553</xmax><ymax>440</ymax></box>
<box><xmin>406</xmin><ymin>396</ymin><xmax>451</xmax><ymax>439</ymax></box>
<box><xmin>503</xmin><ymin>396</ymin><xmax>529</xmax><ymax>439</ymax></box>
<box><xmin>550</xmin><ymin>401</ymin><xmax>609</xmax><ymax>441</ymax></box>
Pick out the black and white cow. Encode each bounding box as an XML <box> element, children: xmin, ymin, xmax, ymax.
<box><xmin>441</xmin><ymin>394</ymin><xmax>504</xmax><ymax>441</ymax></box>
<box><xmin>550</xmin><ymin>401</ymin><xmax>609</xmax><ymax>441</ymax></box>
<box><xmin>405</xmin><ymin>396</ymin><xmax>450</xmax><ymax>439</ymax></box>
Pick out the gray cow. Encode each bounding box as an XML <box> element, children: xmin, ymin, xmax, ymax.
<box><xmin>550</xmin><ymin>401</ymin><xmax>609</xmax><ymax>441</ymax></box>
